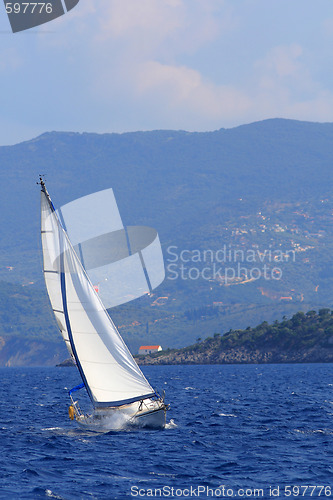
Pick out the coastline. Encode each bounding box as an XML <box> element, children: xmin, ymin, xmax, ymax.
<box><xmin>135</xmin><ymin>345</ymin><xmax>333</xmax><ymax>366</ymax></box>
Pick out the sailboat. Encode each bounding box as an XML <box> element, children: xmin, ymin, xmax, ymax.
<box><xmin>40</xmin><ymin>178</ymin><xmax>168</xmax><ymax>430</ymax></box>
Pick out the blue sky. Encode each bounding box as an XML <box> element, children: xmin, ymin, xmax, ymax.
<box><xmin>1</xmin><ymin>0</ymin><xmax>333</xmax><ymax>145</ymax></box>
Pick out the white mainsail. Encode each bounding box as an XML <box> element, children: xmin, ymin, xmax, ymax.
<box><xmin>41</xmin><ymin>184</ymin><xmax>155</xmax><ymax>408</ymax></box>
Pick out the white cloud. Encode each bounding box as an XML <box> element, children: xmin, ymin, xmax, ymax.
<box><xmin>255</xmin><ymin>44</ymin><xmax>307</xmax><ymax>85</ymax></box>
<box><xmin>85</xmin><ymin>0</ymin><xmax>248</xmax><ymax>128</ymax></box>
<box><xmin>136</xmin><ymin>61</ymin><xmax>251</xmax><ymax>120</ymax></box>
<box><xmin>93</xmin><ymin>0</ymin><xmax>230</xmax><ymax>58</ymax></box>
<box><xmin>245</xmin><ymin>43</ymin><xmax>333</xmax><ymax>123</ymax></box>
<box><xmin>2</xmin><ymin>0</ymin><xmax>333</xmax><ymax>145</ymax></box>
<box><xmin>96</xmin><ymin>0</ymin><xmax>183</xmax><ymax>52</ymax></box>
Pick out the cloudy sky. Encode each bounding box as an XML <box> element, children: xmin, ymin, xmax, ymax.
<box><xmin>1</xmin><ymin>0</ymin><xmax>333</xmax><ymax>145</ymax></box>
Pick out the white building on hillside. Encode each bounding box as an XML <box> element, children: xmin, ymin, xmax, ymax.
<box><xmin>138</xmin><ymin>345</ymin><xmax>162</xmax><ymax>355</ymax></box>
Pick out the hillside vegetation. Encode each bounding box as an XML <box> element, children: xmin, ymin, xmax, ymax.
<box><xmin>137</xmin><ymin>309</ymin><xmax>333</xmax><ymax>365</ymax></box>
<box><xmin>0</xmin><ymin>281</ymin><xmax>67</xmax><ymax>366</ymax></box>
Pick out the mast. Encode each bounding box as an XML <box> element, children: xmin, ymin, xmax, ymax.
<box><xmin>39</xmin><ymin>177</ymin><xmax>82</xmax><ymax>373</ymax></box>
<box><xmin>39</xmin><ymin>176</ymin><xmax>55</xmax><ymax>212</ymax></box>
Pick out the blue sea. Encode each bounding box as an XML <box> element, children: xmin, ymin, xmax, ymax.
<box><xmin>0</xmin><ymin>364</ymin><xmax>332</xmax><ymax>499</ymax></box>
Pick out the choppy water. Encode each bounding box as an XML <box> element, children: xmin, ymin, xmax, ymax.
<box><xmin>0</xmin><ymin>364</ymin><xmax>332</xmax><ymax>499</ymax></box>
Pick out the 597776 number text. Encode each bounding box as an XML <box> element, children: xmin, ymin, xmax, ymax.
<box><xmin>5</xmin><ymin>3</ymin><xmax>53</xmax><ymax>14</ymax></box>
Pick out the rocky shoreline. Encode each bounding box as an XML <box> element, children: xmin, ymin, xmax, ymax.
<box><xmin>136</xmin><ymin>345</ymin><xmax>333</xmax><ymax>365</ymax></box>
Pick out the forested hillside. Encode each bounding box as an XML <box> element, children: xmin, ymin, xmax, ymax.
<box><xmin>138</xmin><ymin>309</ymin><xmax>333</xmax><ymax>365</ymax></box>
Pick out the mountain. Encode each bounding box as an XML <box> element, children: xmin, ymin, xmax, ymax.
<box><xmin>1</xmin><ymin>118</ymin><xmax>332</xmax><ymax>276</ymax></box>
<box><xmin>0</xmin><ymin>118</ymin><xmax>332</xmax><ymax>365</ymax></box>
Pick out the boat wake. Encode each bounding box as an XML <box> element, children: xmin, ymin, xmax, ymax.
<box><xmin>165</xmin><ymin>419</ymin><xmax>177</xmax><ymax>430</ymax></box>
<box><xmin>77</xmin><ymin>411</ymin><xmax>133</xmax><ymax>432</ymax></box>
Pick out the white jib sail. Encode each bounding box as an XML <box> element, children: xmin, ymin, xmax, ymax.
<box><xmin>41</xmin><ymin>187</ymin><xmax>155</xmax><ymax>407</ymax></box>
